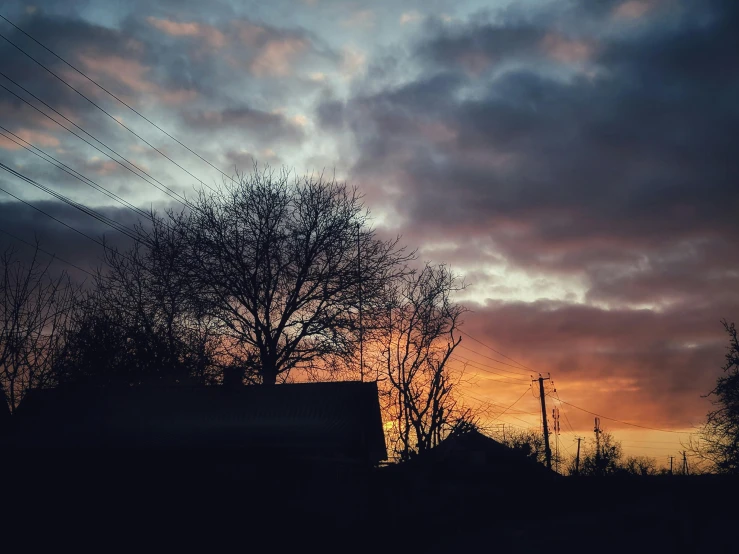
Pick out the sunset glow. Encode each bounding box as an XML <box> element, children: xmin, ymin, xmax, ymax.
<box><xmin>0</xmin><ymin>0</ymin><xmax>737</xmax><ymax>471</ymax></box>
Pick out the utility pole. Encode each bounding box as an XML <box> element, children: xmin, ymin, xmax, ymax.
<box><xmin>552</xmin><ymin>407</ymin><xmax>560</xmax><ymax>474</ymax></box>
<box><xmin>357</xmin><ymin>223</ymin><xmax>364</xmax><ymax>382</ymax></box>
<box><xmin>594</xmin><ymin>417</ymin><xmax>601</xmax><ymax>471</ymax></box>
<box><xmin>682</xmin><ymin>451</ymin><xmax>689</xmax><ymax>475</ymax></box>
<box><xmin>575</xmin><ymin>437</ymin><xmax>582</xmax><ymax>476</ymax></box>
<box><xmin>669</xmin><ymin>456</ymin><xmax>674</xmax><ymax>475</ymax></box>
<box><xmin>534</xmin><ymin>374</ymin><xmax>552</xmax><ymax>471</ymax></box>
<box><xmin>386</xmin><ymin>299</ymin><xmax>391</xmax><ymax>381</ymax></box>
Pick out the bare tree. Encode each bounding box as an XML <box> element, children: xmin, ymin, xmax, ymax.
<box><xmin>620</xmin><ymin>455</ymin><xmax>658</xmax><ymax>476</ymax></box>
<box><xmin>154</xmin><ymin>168</ymin><xmax>409</xmax><ymax>385</ymax></box>
<box><xmin>690</xmin><ymin>319</ymin><xmax>739</xmax><ymax>474</ymax></box>
<box><xmin>578</xmin><ymin>431</ymin><xmax>623</xmax><ymax>476</ymax></box>
<box><xmin>500</xmin><ymin>429</ymin><xmax>547</xmax><ymax>465</ymax></box>
<box><xmin>0</xmin><ymin>244</ymin><xmax>77</xmax><ymax>411</ymax></box>
<box><xmin>54</xmin><ymin>220</ymin><xmax>220</xmax><ymax>386</ymax></box>
<box><xmin>383</xmin><ymin>263</ymin><xmax>470</xmax><ymax>460</ymax></box>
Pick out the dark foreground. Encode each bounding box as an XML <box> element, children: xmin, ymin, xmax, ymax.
<box><xmin>2</xmin><ymin>452</ymin><xmax>737</xmax><ymax>553</ymax></box>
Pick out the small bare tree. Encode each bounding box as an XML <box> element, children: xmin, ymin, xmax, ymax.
<box><xmin>0</xmin><ymin>244</ymin><xmax>77</xmax><ymax>411</ymax></box>
<box><xmin>578</xmin><ymin>431</ymin><xmax>623</xmax><ymax>477</ymax></box>
<box><xmin>620</xmin><ymin>456</ymin><xmax>658</xmax><ymax>476</ymax></box>
<box><xmin>501</xmin><ymin>429</ymin><xmax>547</xmax><ymax>465</ymax></box>
<box><xmin>383</xmin><ymin>263</ymin><xmax>469</xmax><ymax>460</ymax></box>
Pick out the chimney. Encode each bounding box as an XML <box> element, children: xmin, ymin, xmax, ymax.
<box><xmin>222</xmin><ymin>366</ymin><xmax>245</xmax><ymax>388</ymax></box>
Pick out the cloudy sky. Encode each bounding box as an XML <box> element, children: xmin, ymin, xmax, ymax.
<box><xmin>1</xmin><ymin>0</ymin><xmax>738</xmax><ymax>459</ymax></box>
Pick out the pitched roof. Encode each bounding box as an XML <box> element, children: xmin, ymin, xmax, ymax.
<box><xmin>12</xmin><ymin>381</ymin><xmax>387</xmax><ymax>463</ymax></box>
<box><xmin>385</xmin><ymin>429</ymin><xmax>554</xmax><ymax>478</ymax></box>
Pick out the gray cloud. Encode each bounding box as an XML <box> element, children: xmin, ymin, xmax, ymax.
<box><xmin>321</xmin><ymin>0</ymin><xmax>739</xmax><ymax>308</ymax></box>
<box><xmin>183</xmin><ymin>106</ymin><xmax>305</xmax><ymax>143</ymax></box>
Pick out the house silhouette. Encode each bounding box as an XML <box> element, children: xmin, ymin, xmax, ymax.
<box><xmin>9</xmin><ymin>380</ymin><xmax>387</xmax><ymax>465</ymax></box>
<box><xmin>4</xmin><ymin>381</ymin><xmax>388</xmax><ymax>537</ymax></box>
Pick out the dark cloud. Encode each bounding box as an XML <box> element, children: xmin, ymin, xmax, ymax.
<box><xmin>183</xmin><ymin>106</ymin><xmax>305</xmax><ymax>143</ymax></box>
<box><xmin>306</xmin><ymin>0</ymin><xmax>739</xmax><ymax>431</ymax></box>
<box><xmin>1</xmin><ymin>0</ymin><xmax>737</xmax><ymax>434</ymax></box>
<box><xmin>0</xmin><ymin>199</ymin><xmax>141</xmax><ymax>280</ymax></box>
<box><xmin>323</xmin><ymin>0</ymin><xmax>739</xmax><ymax>305</ymax></box>
<box><xmin>0</xmin><ymin>7</ymin><xmax>337</xmax><ymax>201</ymax></box>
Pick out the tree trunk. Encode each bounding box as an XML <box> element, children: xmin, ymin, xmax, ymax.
<box><xmin>261</xmin><ymin>368</ymin><xmax>278</xmax><ymax>386</ymax></box>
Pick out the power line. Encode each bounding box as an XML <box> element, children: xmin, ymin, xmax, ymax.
<box><xmin>459</xmin><ymin>329</ymin><xmax>534</xmax><ymax>371</ymax></box>
<box><xmin>452</xmin><ymin>351</ymin><xmax>532</xmax><ymax>378</ymax></box>
<box><xmin>0</xmin><ymin>123</ymin><xmax>153</xmax><ymax>222</ymax></box>
<box><xmin>0</xmin><ymin>226</ymin><xmax>96</xmax><ymax>278</ymax></box>
<box><xmin>552</xmin><ymin>388</ymin><xmax>575</xmax><ymax>434</ymax></box>
<box><xmin>0</xmin><ymin>75</ymin><xmax>192</xmax><ymax>209</ymax></box>
<box><xmin>548</xmin><ymin>394</ymin><xmax>694</xmax><ymax>435</ymax></box>
<box><xmin>0</xmin><ymin>28</ymin><xmax>218</xmax><ymax>193</ymax></box>
<box><xmin>491</xmin><ymin>386</ymin><xmax>532</xmax><ymax>423</ymax></box>
<box><xmin>461</xmin><ymin>391</ymin><xmax>540</xmax><ymax>416</ymax></box>
<box><xmin>450</xmin><ymin>356</ymin><xmax>531</xmax><ymax>382</ymax></box>
<box><xmin>467</xmin><ymin>396</ymin><xmax>537</xmax><ymax>428</ymax></box>
<box><xmin>0</xmin><ymin>161</ymin><xmax>140</xmax><ymax>242</ymax></box>
<box><xmin>0</xmin><ymin>165</ymin><xmax>139</xmax><ymax>265</ymax></box>
<box><xmin>457</xmin><ymin>344</ymin><xmax>532</xmax><ymax>373</ymax></box>
<box><xmin>620</xmin><ymin>439</ymin><xmax>686</xmax><ymax>444</ymax></box>
<box><xmin>0</xmin><ymin>13</ymin><xmax>236</xmax><ymax>185</ymax></box>
<box><xmin>620</xmin><ymin>444</ymin><xmax>680</xmax><ymax>451</ymax></box>
<box><xmin>0</xmin><ymin>182</ymin><xmax>108</xmax><ymax>250</ymax></box>
<box><xmin>0</xmin><ymin>138</ymin><xmax>142</xmax><ymax>241</ymax></box>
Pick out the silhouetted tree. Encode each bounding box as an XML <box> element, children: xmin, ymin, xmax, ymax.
<box><xmin>53</xmin><ymin>222</ymin><xmax>220</xmax><ymax>386</ymax></box>
<box><xmin>501</xmin><ymin>429</ymin><xmax>548</xmax><ymax>465</ymax></box>
<box><xmin>383</xmin><ymin>263</ymin><xmax>470</xmax><ymax>460</ymax></box>
<box><xmin>155</xmin><ymin>168</ymin><xmax>409</xmax><ymax>385</ymax></box>
<box><xmin>578</xmin><ymin>431</ymin><xmax>623</xmax><ymax>476</ymax></box>
<box><xmin>0</xmin><ymin>245</ymin><xmax>77</xmax><ymax>411</ymax></box>
<box><xmin>620</xmin><ymin>455</ymin><xmax>658</xmax><ymax>476</ymax></box>
<box><xmin>692</xmin><ymin>320</ymin><xmax>739</xmax><ymax>473</ymax></box>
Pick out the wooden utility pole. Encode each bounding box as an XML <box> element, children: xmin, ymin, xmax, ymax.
<box><xmin>575</xmin><ymin>437</ymin><xmax>582</xmax><ymax>476</ymax></box>
<box><xmin>534</xmin><ymin>374</ymin><xmax>552</xmax><ymax>470</ymax></box>
<box><xmin>552</xmin><ymin>407</ymin><xmax>560</xmax><ymax>473</ymax></box>
<box><xmin>669</xmin><ymin>456</ymin><xmax>674</xmax><ymax>475</ymax></box>
<box><xmin>594</xmin><ymin>417</ymin><xmax>601</xmax><ymax>470</ymax></box>
<box><xmin>357</xmin><ymin>223</ymin><xmax>364</xmax><ymax>382</ymax></box>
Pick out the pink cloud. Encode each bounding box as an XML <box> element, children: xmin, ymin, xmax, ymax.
<box><xmin>341</xmin><ymin>10</ymin><xmax>375</xmax><ymax>29</ymax></box>
<box><xmin>146</xmin><ymin>17</ymin><xmax>226</xmax><ymax>49</ymax></box>
<box><xmin>78</xmin><ymin>54</ymin><xmax>152</xmax><ymax>93</ymax></box>
<box><xmin>541</xmin><ymin>33</ymin><xmax>594</xmax><ymax>63</ymax></box>
<box><xmin>457</xmin><ymin>51</ymin><xmax>493</xmax><ymax>76</ymax></box>
<box><xmin>250</xmin><ymin>37</ymin><xmax>308</xmax><ymax>77</ymax></box>
<box><xmin>78</xmin><ymin>54</ymin><xmax>197</xmax><ymax>105</ymax></box>
<box><xmin>457</xmin><ymin>299</ymin><xmax>733</xmax><ymax>432</ymax></box>
<box><xmin>0</xmin><ymin>135</ymin><xmax>21</xmax><ymax>151</ymax></box>
<box><xmin>613</xmin><ymin>0</ymin><xmax>654</xmax><ymax>19</ymax></box>
<box><xmin>86</xmin><ymin>159</ymin><xmax>120</xmax><ymax>176</ymax></box>
<box><xmin>16</xmin><ymin>128</ymin><xmax>60</xmax><ymax>148</ymax></box>
<box><xmin>234</xmin><ymin>21</ymin><xmax>267</xmax><ymax>47</ymax></box>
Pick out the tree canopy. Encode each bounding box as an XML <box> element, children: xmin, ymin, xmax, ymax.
<box><xmin>695</xmin><ymin>320</ymin><xmax>739</xmax><ymax>473</ymax></box>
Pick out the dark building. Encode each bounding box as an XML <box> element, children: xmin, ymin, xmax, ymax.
<box><xmin>6</xmin><ymin>381</ymin><xmax>387</xmax><ymax>532</ymax></box>
<box><xmin>10</xmin><ymin>380</ymin><xmax>386</xmax><ymax>464</ymax></box>
<box><xmin>376</xmin><ymin>429</ymin><xmax>556</xmax><ymax>528</ymax></box>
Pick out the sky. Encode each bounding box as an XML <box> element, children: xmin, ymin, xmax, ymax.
<box><xmin>1</xmin><ymin>0</ymin><xmax>738</xmax><ymax>462</ymax></box>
